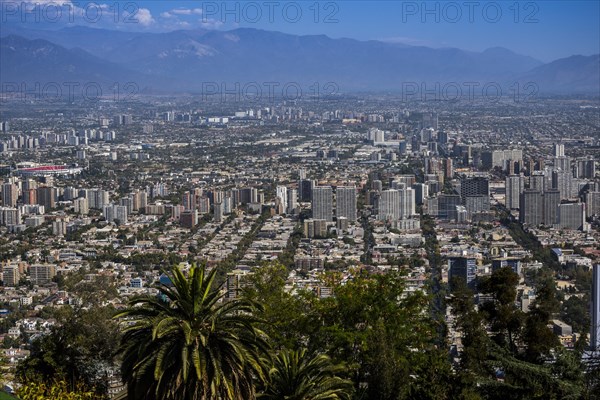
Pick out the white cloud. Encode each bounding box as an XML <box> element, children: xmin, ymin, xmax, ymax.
<box><xmin>136</xmin><ymin>8</ymin><xmax>155</xmax><ymax>26</ymax></box>
<box><xmin>198</xmin><ymin>18</ymin><xmax>223</xmax><ymax>30</ymax></box>
<box><xmin>161</xmin><ymin>8</ymin><xmax>202</xmax><ymax>18</ymax></box>
<box><xmin>172</xmin><ymin>8</ymin><xmax>202</xmax><ymax>15</ymax></box>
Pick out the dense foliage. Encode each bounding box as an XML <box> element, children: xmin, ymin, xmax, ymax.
<box><xmin>13</xmin><ymin>262</ymin><xmax>600</xmax><ymax>399</ymax></box>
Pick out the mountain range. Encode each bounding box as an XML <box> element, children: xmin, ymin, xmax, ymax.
<box><xmin>1</xmin><ymin>26</ymin><xmax>598</xmax><ymax>95</ymax></box>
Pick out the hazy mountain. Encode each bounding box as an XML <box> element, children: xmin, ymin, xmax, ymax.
<box><xmin>1</xmin><ymin>27</ymin><xmax>597</xmax><ymax>94</ymax></box>
<box><xmin>0</xmin><ymin>35</ymin><xmax>135</xmax><ymax>86</ymax></box>
<box><xmin>0</xmin><ymin>35</ymin><xmax>168</xmax><ymax>94</ymax></box>
<box><xmin>517</xmin><ymin>54</ymin><xmax>600</xmax><ymax>94</ymax></box>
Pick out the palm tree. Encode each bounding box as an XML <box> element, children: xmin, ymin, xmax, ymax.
<box><xmin>115</xmin><ymin>264</ymin><xmax>270</xmax><ymax>400</ymax></box>
<box><xmin>259</xmin><ymin>349</ymin><xmax>354</xmax><ymax>400</ymax></box>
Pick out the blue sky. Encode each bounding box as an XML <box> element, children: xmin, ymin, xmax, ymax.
<box><xmin>1</xmin><ymin>1</ymin><xmax>598</xmax><ymax>62</ymax></box>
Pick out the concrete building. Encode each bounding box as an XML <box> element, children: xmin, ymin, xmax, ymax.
<box><xmin>460</xmin><ymin>176</ymin><xmax>489</xmax><ymax>204</ymax></box>
<box><xmin>505</xmin><ymin>175</ymin><xmax>523</xmax><ymax>209</ymax></box>
<box><xmin>542</xmin><ymin>189</ymin><xmax>561</xmax><ymax>226</ymax></box>
<box><xmin>286</xmin><ymin>188</ymin><xmax>298</xmax><ymax>214</ymax></box>
<box><xmin>377</xmin><ymin>189</ymin><xmax>400</xmax><ymax>221</ymax></box>
<box><xmin>552</xmin><ymin>169</ymin><xmax>573</xmax><ymax>200</ymax></box>
<box><xmin>586</xmin><ymin>191</ymin><xmax>600</xmax><ymax>217</ymax></box>
<box><xmin>448</xmin><ymin>256</ymin><xmax>477</xmax><ymax>289</ymax></box>
<box><xmin>30</xmin><ymin>264</ymin><xmax>56</xmax><ymax>285</ymax></box>
<box><xmin>312</xmin><ymin>186</ymin><xmax>333</xmax><ymax>222</ymax></box>
<box><xmin>2</xmin><ymin>265</ymin><xmax>20</xmax><ymax>286</ymax></box>
<box><xmin>276</xmin><ymin>186</ymin><xmax>288</xmax><ymax>213</ymax></box>
<box><xmin>336</xmin><ymin>186</ymin><xmax>357</xmax><ymax>222</ymax></box>
<box><xmin>519</xmin><ymin>189</ymin><xmax>543</xmax><ymax>226</ymax></box>
<box><xmin>1</xmin><ymin>183</ymin><xmax>18</xmax><ymax>207</ymax></box>
<box><xmin>557</xmin><ymin>202</ymin><xmax>586</xmax><ymax>230</ymax></box>
<box><xmin>481</xmin><ymin>149</ymin><xmax>523</xmax><ymax>169</ymax></box>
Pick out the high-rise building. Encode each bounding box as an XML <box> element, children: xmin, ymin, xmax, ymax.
<box><xmin>276</xmin><ymin>186</ymin><xmax>288</xmax><ymax>213</ymax></box>
<box><xmin>557</xmin><ymin>202</ymin><xmax>586</xmax><ymax>230</ymax></box>
<box><xmin>240</xmin><ymin>187</ymin><xmax>258</xmax><ymax>204</ymax></box>
<box><xmin>443</xmin><ymin>158</ymin><xmax>454</xmax><ymax>180</ymax></box>
<box><xmin>586</xmin><ymin>191</ymin><xmax>600</xmax><ymax>217</ymax></box>
<box><xmin>460</xmin><ymin>176</ymin><xmax>489</xmax><ymax>204</ymax></box>
<box><xmin>371</xmin><ymin>180</ymin><xmax>383</xmax><ymax>192</ymax></box>
<box><xmin>481</xmin><ymin>149</ymin><xmax>523</xmax><ymax>169</ymax></box>
<box><xmin>552</xmin><ymin>169</ymin><xmax>573</xmax><ymax>199</ymax></box>
<box><xmin>336</xmin><ymin>186</ymin><xmax>357</xmax><ymax>221</ymax></box>
<box><xmin>592</xmin><ymin>265</ymin><xmax>600</xmax><ymax>351</ymax></box>
<box><xmin>36</xmin><ymin>186</ymin><xmax>56</xmax><ymax>210</ymax></box>
<box><xmin>413</xmin><ymin>183</ymin><xmax>429</xmax><ymax>205</ymax></box>
<box><xmin>465</xmin><ymin>195</ymin><xmax>490</xmax><ymax>215</ymax></box>
<box><xmin>103</xmin><ymin>204</ymin><xmax>128</xmax><ymax>225</ymax></box>
<box><xmin>180</xmin><ymin>210</ymin><xmax>198</xmax><ymax>229</ymax></box>
<box><xmin>421</xmin><ymin>112</ymin><xmax>438</xmax><ymax>130</ymax></box>
<box><xmin>299</xmin><ymin>179</ymin><xmax>315</xmax><ymax>202</ymax></box>
<box><xmin>2</xmin><ymin>265</ymin><xmax>20</xmax><ymax>286</ymax></box>
<box><xmin>198</xmin><ymin>197</ymin><xmax>210</xmax><ymax>214</ymax></box>
<box><xmin>576</xmin><ymin>156</ymin><xmax>596</xmax><ymax>179</ymax></box>
<box><xmin>182</xmin><ymin>191</ymin><xmax>195</xmax><ymax>211</ymax></box>
<box><xmin>505</xmin><ymin>175</ymin><xmax>523</xmax><ymax>209</ymax></box>
<box><xmin>448</xmin><ymin>256</ymin><xmax>477</xmax><ymax>289</ymax></box>
<box><xmin>23</xmin><ymin>189</ymin><xmax>37</xmax><ymax>205</ymax></box>
<box><xmin>553</xmin><ymin>143</ymin><xmax>565</xmax><ymax>157</ymax></box>
<box><xmin>377</xmin><ymin>189</ymin><xmax>400</xmax><ymax>221</ymax></box>
<box><xmin>30</xmin><ymin>264</ymin><xmax>56</xmax><ymax>285</ymax></box>
<box><xmin>87</xmin><ymin>189</ymin><xmax>109</xmax><ymax>209</ymax></box>
<box><xmin>1</xmin><ymin>183</ymin><xmax>18</xmax><ymax>207</ymax></box>
<box><xmin>519</xmin><ymin>190</ymin><xmax>543</xmax><ymax>226</ymax></box>
<box><xmin>74</xmin><ymin>197</ymin><xmax>89</xmax><ymax>215</ymax></box>
<box><xmin>286</xmin><ymin>188</ymin><xmax>298</xmax><ymax>214</ymax></box>
<box><xmin>312</xmin><ymin>186</ymin><xmax>333</xmax><ymax>222</ymax></box>
<box><xmin>437</xmin><ymin>131</ymin><xmax>448</xmax><ymax>144</ymax></box>
<box><xmin>529</xmin><ymin>171</ymin><xmax>546</xmax><ymax>192</ymax></box>
<box><xmin>437</xmin><ymin>194</ymin><xmax>461</xmax><ymax>220</ymax></box>
<box><xmin>52</xmin><ymin>219</ymin><xmax>67</xmax><ymax>236</ymax></box>
<box><xmin>0</xmin><ymin>207</ymin><xmax>21</xmax><ymax>226</ymax></box>
<box><xmin>542</xmin><ymin>189</ymin><xmax>560</xmax><ymax>226</ymax></box>
<box><xmin>399</xmin><ymin>187</ymin><xmax>416</xmax><ymax>218</ymax></box>
<box><xmin>303</xmin><ymin>219</ymin><xmax>327</xmax><ymax>238</ymax></box>
<box><xmin>222</xmin><ymin>197</ymin><xmax>232</xmax><ymax>214</ymax></box>
<box><xmin>214</xmin><ymin>202</ymin><xmax>223</xmax><ymax>222</ymax></box>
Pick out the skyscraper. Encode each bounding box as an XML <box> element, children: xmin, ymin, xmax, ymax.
<box><xmin>312</xmin><ymin>186</ymin><xmax>333</xmax><ymax>222</ymax></box>
<box><xmin>460</xmin><ymin>176</ymin><xmax>489</xmax><ymax>204</ymax></box>
<box><xmin>377</xmin><ymin>189</ymin><xmax>400</xmax><ymax>221</ymax></box>
<box><xmin>557</xmin><ymin>202</ymin><xmax>586</xmax><ymax>230</ymax></box>
<box><xmin>542</xmin><ymin>189</ymin><xmax>560</xmax><ymax>226</ymax></box>
<box><xmin>37</xmin><ymin>186</ymin><xmax>56</xmax><ymax>210</ymax></box>
<box><xmin>276</xmin><ymin>186</ymin><xmax>288</xmax><ymax>212</ymax></box>
<box><xmin>1</xmin><ymin>183</ymin><xmax>18</xmax><ymax>207</ymax></box>
<box><xmin>399</xmin><ymin>187</ymin><xmax>416</xmax><ymax>218</ymax></box>
<box><xmin>519</xmin><ymin>190</ymin><xmax>543</xmax><ymax>226</ymax></box>
<box><xmin>299</xmin><ymin>179</ymin><xmax>315</xmax><ymax>202</ymax></box>
<box><xmin>552</xmin><ymin>169</ymin><xmax>573</xmax><ymax>200</ymax></box>
<box><xmin>586</xmin><ymin>191</ymin><xmax>600</xmax><ymax>217</ymax></box>
<box><xmin>448</xmin><ymin>256</ymin><xmax>477</xmax><ymax>289</ymax></box>
<box><xmin>576</xmin><ymin>156</ymin><xmax>595</xmax><ymax>179</ymax></box>
<box><xmin>530</xmin><ymin>171</ymin><xmax>546</xmax><ymax>192</ymax></box>
<box><xmin>553</xmin><ymin>143</ymin><xmax>565</xmax><ymax>157</ymax></box>
<box><xmin>286</xmin><ymin>188</ymin><xmax>298</xmax><ymax>214</ymax></box>
<box><xmin>505</xmin><ymin>175</ymin><xmax>523</xmax><ymax>210</ymax></box>
<box><xmin>336</xmin><ymin>186</ymin><xmax>357</xmax><ymax>221</ymax></box>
